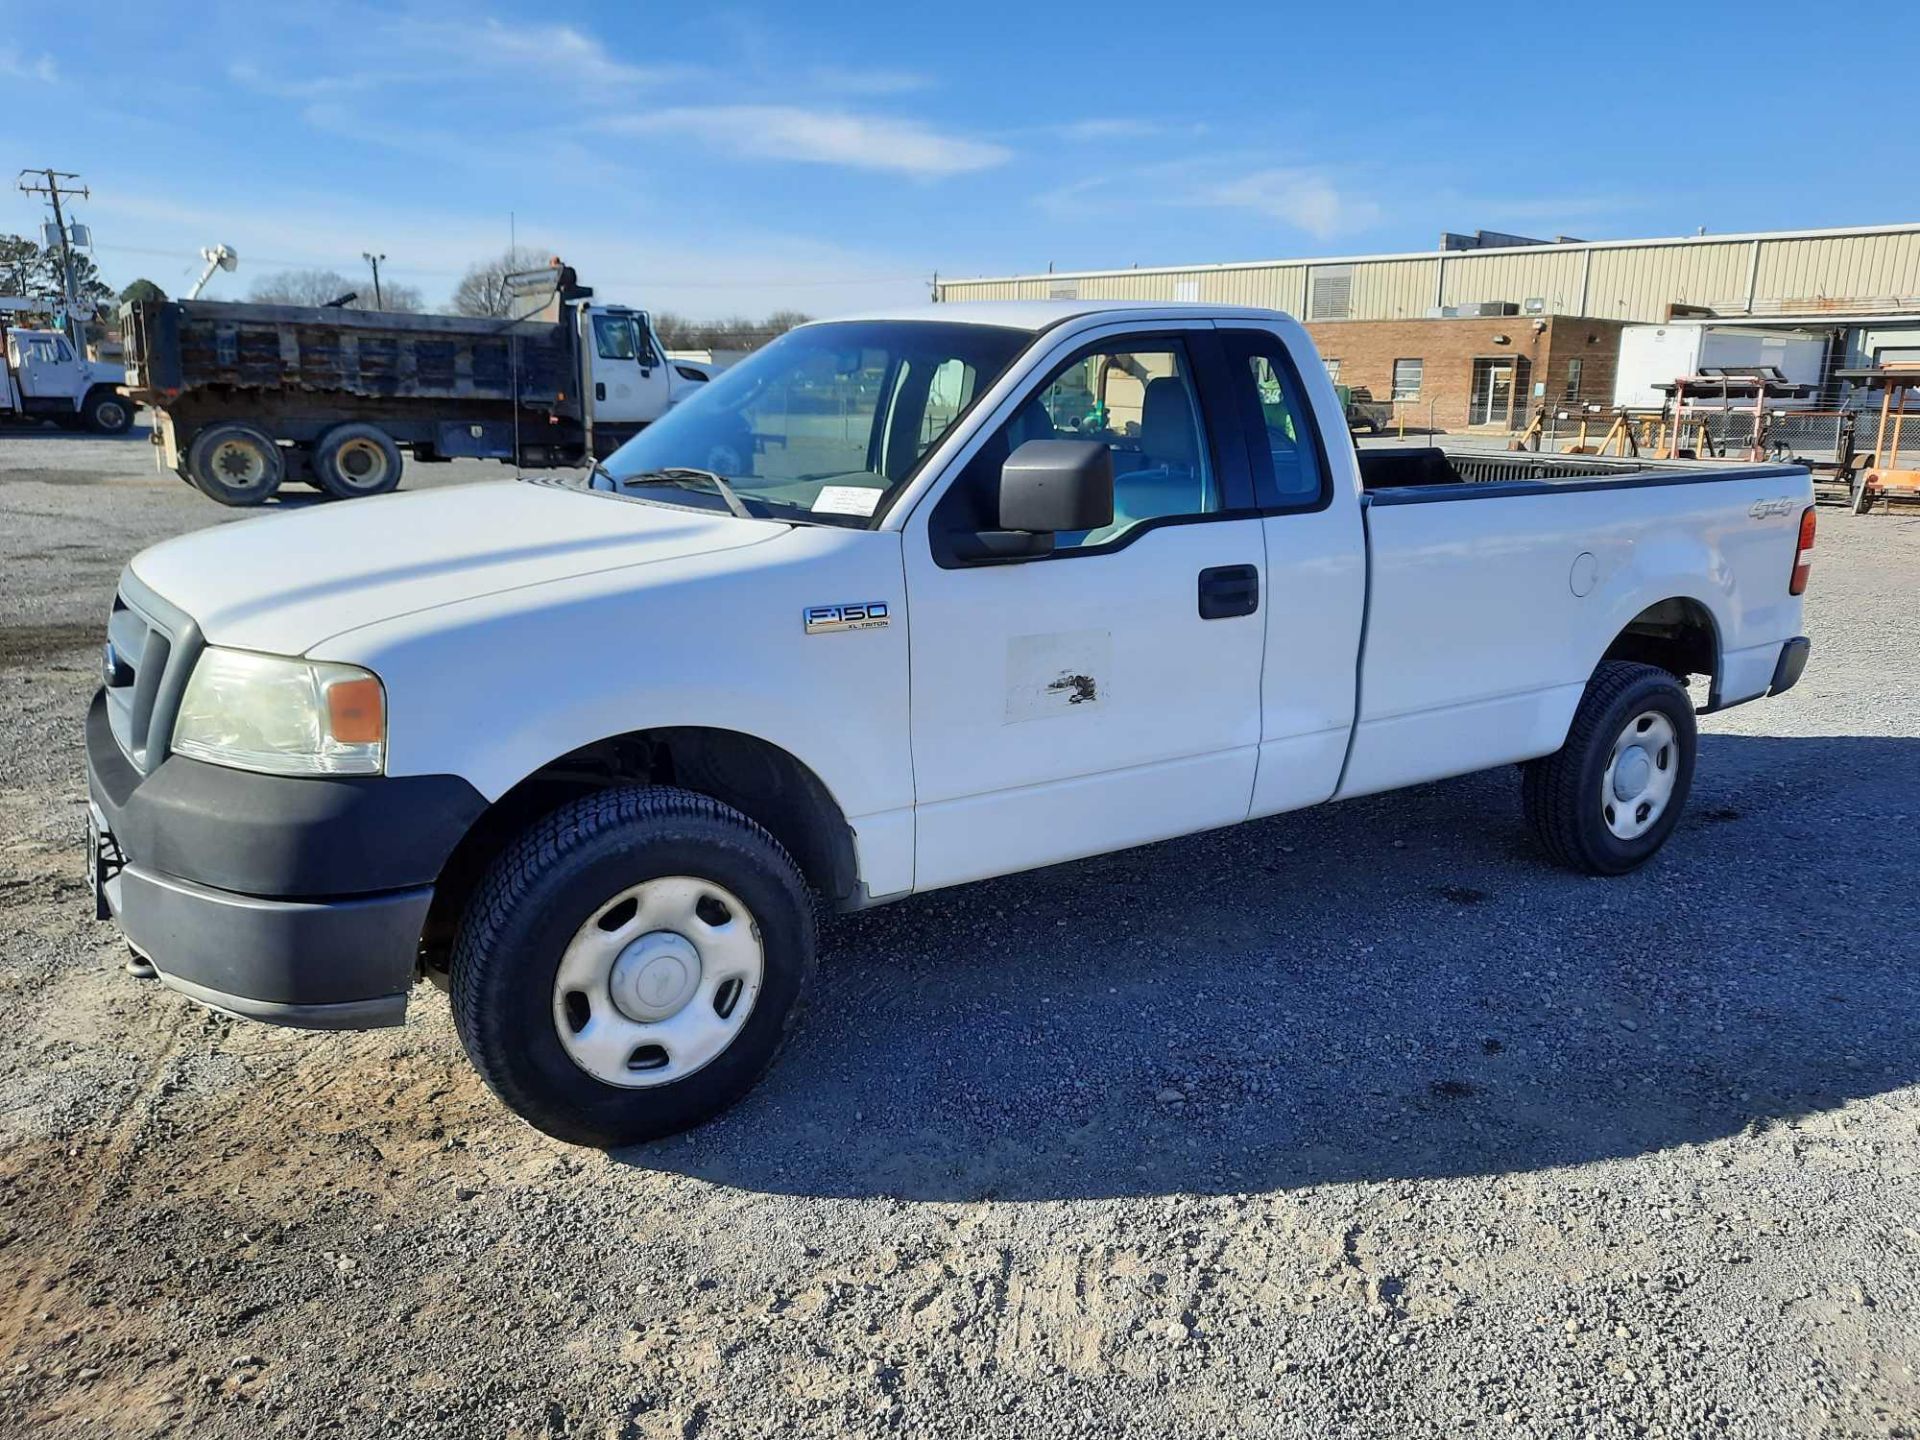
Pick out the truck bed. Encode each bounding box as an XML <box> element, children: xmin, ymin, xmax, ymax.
<box><xmin>1357</xmin><ymin>445</ymin><xmax>1798</xmax><ymax>503</ymax></box>
<box><xmin>120</xmin><ymin>300</ymin><xmax>574</xmax><ymax>410</ymax></box>
<box><xmin>1339</xmin><ymin>451</ymin><xmax>1810</xmax><ymax>799</ymax></box>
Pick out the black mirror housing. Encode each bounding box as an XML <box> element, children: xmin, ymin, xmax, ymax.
<box><xmin>1000</xmin><ymin>439</ymin><xmax>1114</xmax><ymax>534</ymax></box>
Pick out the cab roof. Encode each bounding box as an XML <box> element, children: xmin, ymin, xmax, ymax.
<box><xmin>805</xmin><ymin>300</ymin><xmax>1296</xmax><ymax>332</ymax></box>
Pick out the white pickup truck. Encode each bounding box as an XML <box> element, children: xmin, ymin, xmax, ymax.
<box><xmin>86</xmin><ymin>301</ymin><xmax>1815</xmax><ymax>1146</ymax></box>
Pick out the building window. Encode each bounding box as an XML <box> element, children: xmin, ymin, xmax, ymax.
<box><xmin>1307</xmin><ymin>264</ymin><xmax>1353</xmax><ymax>320</ymax></box>
<box><xmin>1323</xmin><ymin>357</ymin><xmax>1342</xmax><ymax>384</ymax></box>
<box><xmin>1391</xmin><ymin>358</ymin><xmax>1423</xmax><ymax>401</ymax></box>
<box><xmin>1564</xmin><ymin>357</ymin><xmax>1584</xmax><ymax>401</ymax></box>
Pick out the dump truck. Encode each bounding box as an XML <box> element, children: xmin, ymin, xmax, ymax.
<box><xmin>118</xmin><ymin>266</ymin><xmax>707</xmax><ymax>505</ymax></box>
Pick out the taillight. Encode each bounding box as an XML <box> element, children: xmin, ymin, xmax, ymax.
<box><xmin>1789</xmin><ymin>506</ymin><xmax>1815</xmax><ymax>595</ymax></box>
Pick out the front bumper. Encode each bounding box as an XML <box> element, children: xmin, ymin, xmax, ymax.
<box><xmin>85</xmin><ymin>690</ymin><xmax>486</xmax><ymax>1029</ymax></box>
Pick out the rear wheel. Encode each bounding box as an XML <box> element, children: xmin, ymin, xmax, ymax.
<box><xmin>451</xmin><ymin>786</ymin><xmax>816</xmax><ymax>1147</ymax></box>
<box><xmin>312</xmin><ymin>423</ymin><xmax>403</xmax><ymax>499</ymax></box>
<box><xmin>1522</xmin><ymin>661</ymin><xmax>1697</xmax><ymax>874</ymax></box>
<box><xmin>186</xmin><ymin>423</ymin><xmax>284</xmax><ymax>506</ymax></box>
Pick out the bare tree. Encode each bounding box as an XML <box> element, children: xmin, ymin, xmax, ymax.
<box><xmin>451</xmin><ymin>247</ymin><xmax>550</xmax><ymax>318</ymax></box>
<box><xmin>652</xmin><ymin>310</ymin><xmax>811</xmax><ymax>354</ymax></box>
<box><xmin>249</xmin><ymin>268</ymin><xmax>423</xmax><ymax>312</ymax></box>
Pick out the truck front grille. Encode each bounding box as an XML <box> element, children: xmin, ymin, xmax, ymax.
<box><xmin>103</xmin><ymin>573</ymin><xmax>202</xmax><ymax>773</ymax></box>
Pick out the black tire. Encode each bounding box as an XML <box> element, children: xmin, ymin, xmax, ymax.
<box><xmin>186</xmin><ymin>423</ymin><xmax>284</xmax><ymax>506</ymax></box>
<box><xmin>311</xmin><ymin>423</ymin><xmax>403</xmax><ymax>499</ymax></box>
<box><xmin>451</xmin><ymin>786</ymin><xmax>817</xmax><ymax>1147</ymax></box>
<box><xmin>1521</xmin><ymin>661</ymin><xmax>1697</xmax><ymax>875</ymax></box>
<box><xmin>82</xmin><ymin>387</ymin><xmax>133</xmax><ymax>435</ymax></box>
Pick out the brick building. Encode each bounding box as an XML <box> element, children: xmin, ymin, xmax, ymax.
<box><xmin>1302</xmin><ymin>314</ymin><xmax>1627</xmax><ymax>432</ymax></box>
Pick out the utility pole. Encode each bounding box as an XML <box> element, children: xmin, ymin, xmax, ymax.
<box><xmin>17</xmin><ymin>168</ymin><xmax>89</xmax><ymax>344</ymax></box>
<box><xmin>362</xmin><ymin>251</ymin><xmax>386</xmax><ymax>310</ymax></box>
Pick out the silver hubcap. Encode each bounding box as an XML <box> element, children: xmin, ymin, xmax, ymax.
<box><xmin>211</xmin><ymin>439</ymin><xmax>268</xmax><ymax>487</ymax></box>
<box><xmin>552</xmin><ymin>876</ymin><xmax>763</xmax><ymax>1088</ymax></box>
<box><xmin>334</xmin><ymin>438</ymin><xmax>391</xmax><ymax>490</ymax></box>
<box><xmin>1603</xmin><ymin>710</ymin><xmax>1678</xmax><ymax>840</ymax></box>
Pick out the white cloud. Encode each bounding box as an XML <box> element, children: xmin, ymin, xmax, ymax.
<box><xmin>0</xmin><ymin>46</ymin><xmax>58</xmax><ymax>83</ymax></box>
<box><xmin>383</xmin><ymin>16</ymin><xmax>696</xmax><ymax>89</ymax></box>
<box><xmin>603</xmin><ymin>106</ymin><xmax>1011</xmax><ymax>179</ymax></box>
<box><xmin>1198</xmin><ymin>168</ymin><xmax>1381</xmax><ymax>239</ymax></box>
<box><xmin>806</xmin><ymin>64</ymin><xmax>931</xmax><ymax>97</ymax></box>
<box><xmin>1052</xmin><ymin>118</ymin><xmax>1194</xmax><ymax>142</ymax></box>
<box><xmin>226</xmin><ymin>15</ymin><xmax>698</xmax><ymax>103</ymax></box>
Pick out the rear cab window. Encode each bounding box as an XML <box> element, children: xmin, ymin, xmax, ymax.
<box><xmin>1219</xmin><ymin>329</ymin><xmax>1331</xmax><ymax>511</ymax></box>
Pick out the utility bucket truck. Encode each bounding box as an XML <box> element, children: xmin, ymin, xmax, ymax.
<box><xmin>0</xmin><ymin>299</ymin><xmax>132</xmax><ymax>433</ymax></box>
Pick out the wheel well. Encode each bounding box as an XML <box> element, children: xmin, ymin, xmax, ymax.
<box><xmin>420</xmin><ymin>728</ymin><xmax>859</xmax><ymax>976</ymax></box>
<box><xmin>1602</xmin><ymin>598</ymin><xmax>1718</xmax><ymax>689</ymax></box>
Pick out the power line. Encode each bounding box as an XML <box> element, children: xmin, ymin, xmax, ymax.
<box><xmin>16</xmin><ymin>167</ymin><xmax>89</xmax><ymax>341</ymax></box>
<box><xmin>84</xmin><ymin>239</ymin><xmax>925</xmax><ymax>290</ymax></box>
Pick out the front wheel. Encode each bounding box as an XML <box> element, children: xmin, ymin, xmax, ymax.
<box><xmin>82</xmin><ymin>387</ymin><xmax>134</xmax><ymax>435</ymax></box>
<box><xmin>1522</xmin><ymin>662</ymin><xmax>1697</xmax><ymax>875</ymax></box>
<box><xmin>186</xmin><ymin>422</ymin><xmax>284</xmax><ymax>506</ymax></box>
<box><xmin>451</xmin><ymin>787</ymin><xmax>816</xmax><ymax>1147</ymax></box>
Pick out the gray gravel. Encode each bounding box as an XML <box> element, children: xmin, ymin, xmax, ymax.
<box><xmin>2</xmin><ymin>428</ymin><xmax>1917</xmax><ymax>1439</ymax></box>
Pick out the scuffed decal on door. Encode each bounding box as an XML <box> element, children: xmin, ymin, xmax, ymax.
<box><xmin>1005</xmin><ymin>630</ymin><xmax>1110</xmax><ymax>722</ymax></box>
<box><xmin>1046</xmin><ymin>672</ymin><xmax>1098</xmax><ymax>705</ymax></box>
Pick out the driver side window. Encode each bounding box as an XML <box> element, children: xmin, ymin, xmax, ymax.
<box><xmin>948</xmin><ymin>338</ymin><xmax>1218</xmax><ymax>552</ymax></box>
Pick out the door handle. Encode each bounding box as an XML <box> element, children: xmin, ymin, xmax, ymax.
<box><xmin>595</xmin><ymin>382</ymin><xmax>606</xmax><ymax>401</ymax></box>
<box><xmin>1197</xmin><ymin>564</ymin><xmax>1259</xmax><ymax>620</ymax></box>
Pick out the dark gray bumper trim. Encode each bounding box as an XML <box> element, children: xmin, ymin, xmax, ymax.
<box><xmin>1770</xmin><ymin>636</ymin><xmax>1811</xmax><ymax>696</ymax></box>
<box><xmin>109</xmin><ymin>862</ymin><xmax>428</xmax><ymax>1024</ymax></box>
<box><xmin>157</xmin><ymin>972</ymin><xmax>407</xmax><ymax>1030</ymax></box>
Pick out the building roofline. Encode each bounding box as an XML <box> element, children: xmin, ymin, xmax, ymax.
<box><xmin>941</xmin><ymin>221</ymin><xmax>1920</xmax><ymax>289</ymax></box>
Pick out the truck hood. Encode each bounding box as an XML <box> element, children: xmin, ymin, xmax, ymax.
<box><xmin>130</xmin><ymin>480</ymin><xmax>789</xmax><ymax>655</ymax></box>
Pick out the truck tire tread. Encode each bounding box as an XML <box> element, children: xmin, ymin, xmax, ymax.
<box><xmin>450</xmin><ymin>785</ymin><xmax>817</xmax><ymax>1148</ymax></box>
<box><xmin>1521</xmin><ymin>661</ymin><xmax>1695</xmax><ymax>875</ymax></box>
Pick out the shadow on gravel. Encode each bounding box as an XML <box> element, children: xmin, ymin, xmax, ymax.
<box><xmin>0</xmin><ymin>423</ymin><xmax>151</xmax><ymax>442</ymax></box>
<box><xmin>627</xmin><ymin>733</ymin><xmax>1920</xmax><ymax>1201</ymax></box>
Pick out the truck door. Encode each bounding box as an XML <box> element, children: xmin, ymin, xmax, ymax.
<box><xmin>580</xmin><ymin>308</ymin><xmax>672</xmax><ymax>440</ymax></box>
<box><xmin>1214</xmin><ymin>322</ymin><xmax>1367</xmax><ymax>817</ymax></box>
<box><xmin>902</xmin><ymin>323</ymin><xmax>1269</xmax><ymax>892</ymax></box>
<box><xmin>17</xmin><ymin>332</ymin><xmax>82</xmax><ymax>403</ymax></box>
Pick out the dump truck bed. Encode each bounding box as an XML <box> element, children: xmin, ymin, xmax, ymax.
<box><xmin>121</xmin><ymin>300</ymin><xmax>576</xmax><ymax>412</ymax></box>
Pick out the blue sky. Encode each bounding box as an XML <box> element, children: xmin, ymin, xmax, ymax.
<box><xmin>2</xmin><ymin>0</ymin><xmax>1910</xmax><ymax>317</ymax></box>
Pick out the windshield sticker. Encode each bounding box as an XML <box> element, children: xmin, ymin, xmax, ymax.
<box><xmin>812</xmin><ymin>485</ymin><xmax>883</xmax><ymax>517</ymax></box>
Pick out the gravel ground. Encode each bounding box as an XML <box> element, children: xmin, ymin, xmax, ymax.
<box><xmin>2</xmin><ymin>428</ymin><xmax>1917</xmax><ymax>1440</ymax></box>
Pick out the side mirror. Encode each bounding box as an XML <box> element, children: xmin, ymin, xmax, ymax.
<box><xmin>999</xmin><ymin>439</ymin><xmax>1114</xmax><ymax>533</ymax></box>
<box><xmin>941</xmin><ymin>438</ymin><xmax>1115</xmax><ymax>566</ymax></box>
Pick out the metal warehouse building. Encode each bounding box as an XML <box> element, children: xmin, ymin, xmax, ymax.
<box><xmin>932</xmin><ymin>223</ymin><xmax>1920</xmax><ymax>326</ymax></box>
<box><xmin>935</xmin><ymin>223</ymin><xmax>1920</xmax><ymax>435</ymax></box>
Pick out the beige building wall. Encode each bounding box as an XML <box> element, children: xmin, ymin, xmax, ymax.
<box><xmin>936</xmin><ymin>224</ymin><xmax>1920</xmax><ymax>325</ymax></box>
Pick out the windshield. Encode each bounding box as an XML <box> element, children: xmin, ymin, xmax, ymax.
<box><xmin>595</xmin><ymin>319</ymin><xmax>1029</xmax><ymax>525</ymax></box>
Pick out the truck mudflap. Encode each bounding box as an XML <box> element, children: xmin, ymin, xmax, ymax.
<box><xmin>152</xmin><ymin>409</ymin><xmax>182</xmax><ymax>474</ymax></box>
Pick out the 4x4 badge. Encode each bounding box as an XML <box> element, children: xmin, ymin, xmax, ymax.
<box><xmin>804</xmin><ymin>602</ymin><xmax>889</xmax><ymax>634</ymax></box>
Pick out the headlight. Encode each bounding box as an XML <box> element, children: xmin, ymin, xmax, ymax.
<box><xmin>171</xmin><ymin>648</ymin><xmax>385</xmax><ymax>776</ymax></box>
